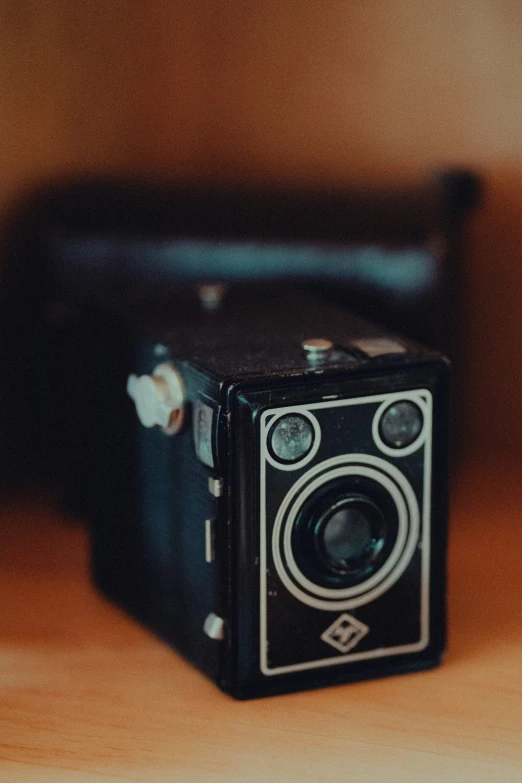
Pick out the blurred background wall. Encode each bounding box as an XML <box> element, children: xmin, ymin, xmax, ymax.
<box><xmin>1</xmin><ymin>0</ymin><xmax>521</xmax><ymax>451</ymax></box>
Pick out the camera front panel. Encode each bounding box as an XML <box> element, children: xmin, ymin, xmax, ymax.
<box><xmin>258</xmin><ymin>389</ymin><xmax>431</xmax><ymax>677</ymax></box>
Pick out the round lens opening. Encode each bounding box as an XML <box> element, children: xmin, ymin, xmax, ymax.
<box><xmin>292</xmin><ymin>478</ymin><xmax>398</xmax><ymax>590</ymax></box>
<box><xmin>268</xmin><ymin>414</ymin><xmax>314</xmax><ymax>464</ymax></box>
<box><xmin>316</xmin><ymin>498</ymin><xmax>386</xmax><ymax>577</ymax></box>
<box><xmin>379</xmin><ymin>400</ymin><xmax>423</xmax><ymax>449</ymax></box>
<box><xmin>323</xmin><ymin>506</ymin><xmax>373</xmax><ymax>563</ymax></box>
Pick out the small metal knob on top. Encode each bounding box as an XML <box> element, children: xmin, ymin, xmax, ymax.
<box><xmin>302</xmin><ymin>338</ymin><xmax>333</xmax><ymax>363</ymax></box>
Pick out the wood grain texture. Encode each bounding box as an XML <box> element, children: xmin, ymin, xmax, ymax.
<box><xmin>0</xmin><ymin>454</ymin><xmax>521</xmax><ymax>782</ymax></box>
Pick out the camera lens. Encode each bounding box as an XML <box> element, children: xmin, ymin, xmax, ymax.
<box><xmin>322</xmin><ymin>505</ymin><xmax>375</xmax><ymax>565</ymax></box>
<box><xmin>317</xmin><ymin>498</ymin><xmax>385</xmax><ymax>577</ymax></box>
<box><xmin>379</xmin><ymin>401</ymin><xmax>423</xmax><ymax>449</ymax></box>
<box><xmin>292</xmin><ymin>478</ymin><xmax>398</xmax><ymax>589</ymax></box>
<box><xmin>269</xmin><ymin>414</ymin><xmax>314</xmax><ymax>463</ymax></box>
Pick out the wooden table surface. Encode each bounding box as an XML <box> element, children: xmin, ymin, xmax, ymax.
<box><xmin>0</xmin><ymin>454</ymin><xmax>521</xmax><ymax>782</ymax></box>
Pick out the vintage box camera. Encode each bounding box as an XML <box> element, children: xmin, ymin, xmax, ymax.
<box><xmin>87</xmin><ymin>286</ymin><xmax>449</xmax><ymax>699</ymax></box>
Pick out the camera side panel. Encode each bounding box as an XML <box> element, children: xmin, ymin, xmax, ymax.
<box><xmin>90</xmin><ymin>346</ymin><xmax>225</xmax><ymax>685</ymax></box>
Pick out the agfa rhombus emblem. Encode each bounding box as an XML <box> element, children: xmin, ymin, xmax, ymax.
<box><xmin>321</xmin><ymin>613</ymin><xmax>369</xmax><ymax>654</ymax></box>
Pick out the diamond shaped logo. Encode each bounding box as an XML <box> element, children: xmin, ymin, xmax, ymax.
<box><xmin>321</xmin><ymin>613</ymin><xmax>369</xmax><ymax>654</ymax></box>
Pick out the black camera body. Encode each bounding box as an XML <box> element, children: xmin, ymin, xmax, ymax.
<box><xmin>89</xmin><ymin>287</ymin><xmax>450</xmax><ymax>699</ymax></box>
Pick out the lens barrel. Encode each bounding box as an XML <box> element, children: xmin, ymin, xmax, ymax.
<box><xmin>292</xmin><ymin>477</ymin><xmax>399</xmax><ymax>589</ymax></box>
<box><xmin>316</xmin><ymin>497</ymin><xmax>386</xmax><ymax>576</ymax></box>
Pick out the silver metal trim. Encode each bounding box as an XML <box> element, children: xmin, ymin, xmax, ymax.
<box><xmin>352</xmin><ymin>337</ymin><xmax>407</xmax><ymax>357</ymax></box>
<box><xmin>208</xmin><ymin>477</ymin><xmax>223</xmax><ymax>498</ymax></box>
<box><xmin>203</xmin><ymin>613</ymin><xmax>225</xmax><ymax>640</ymax></box>
<box><xmin>205</xmin><ymin>518</ymin><xmax>215</xmax><ymax>563</ymax></box>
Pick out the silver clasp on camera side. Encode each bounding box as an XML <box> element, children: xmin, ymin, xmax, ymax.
<box><xmin>126</xmin><ymin>362</ymin><xmax>185</xmax><ymax>435</ymax></box>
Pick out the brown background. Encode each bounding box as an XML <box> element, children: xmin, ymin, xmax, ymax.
<box><xmin>2</xmin><ymin>0</ymin><xmax>522</xmax><ymax>450</ymax></box>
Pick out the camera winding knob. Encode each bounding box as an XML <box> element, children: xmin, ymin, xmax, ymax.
<box><xmin>302</xmin><ymin>338</ymin><xmax>333</xmax><ymax>363</ymax></box>
<box><xmin>126</xmin><ymin>362</ymin><xmax>185</xmax><ymax>435</ymax></box>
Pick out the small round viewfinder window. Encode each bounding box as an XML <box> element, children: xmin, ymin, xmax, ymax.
<box><xmin>268</xmin><ymin>414</ymin><xmax>315</xmax><ymax>464</ymax></box>
<box><xmin>379</xmin><ymin>400</ymin><xmax>423</xmax><ymax>449</ymax></box>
